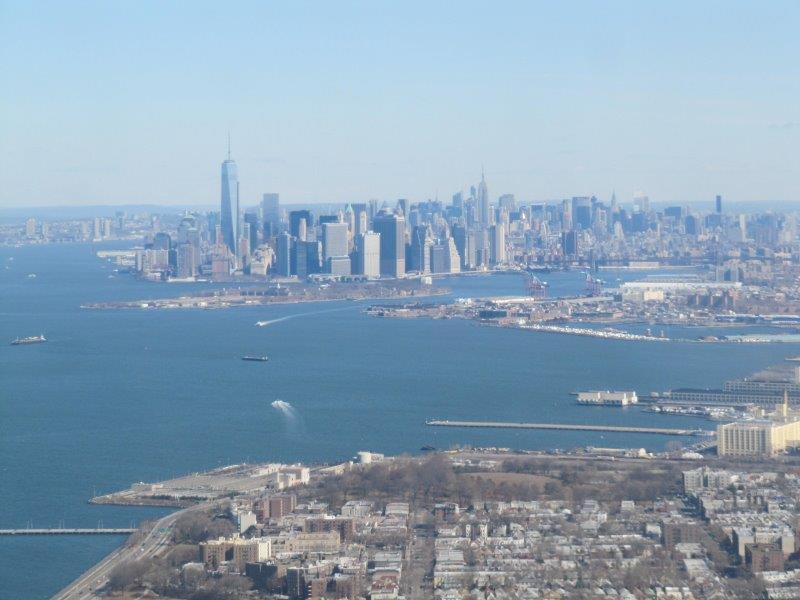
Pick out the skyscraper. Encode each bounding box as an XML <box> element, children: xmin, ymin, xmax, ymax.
<box><xmin>354</xmin><ymin>231</ymin><xmax>380</xmax><ymax>278</ymax></box>
<box><xmin>716</xmin><ymin>194</ymin><xmax>723</xmax><ymax>214</ymax></box>
<box><xmin>322</xmin><ymin>222</ymin><xmax>349</xmax><ymax>261</ymax></box>
<box><xmin>373</xmin><ymin>210</ymin><xmax>406</xmax><ymax>278</ymax></box>
<box><xmin>477</xmin><ymin>170</ymin><xmax>490</xmax><ymax>226</ymax></box>
<box><xmin>490</xmin><ymin>223</ymin><xmax>506</xmax><ymax>265</ymax></box>
<box><xmin>408</xmin><ymin>226</ymin><xmax>432</xmax><ymax>274</ymax></box>
<box><xmin>220</xmin><ymin>143</ymin><xmax>240</xmax><ymax>257</ymax></box>
<box><xmin>261</xmin><ymin>193</ymin><xmax>280</xmax><ymax>237</ymax></box>
<box><xmin>275</xmin><ymin>232</ymin><xmax>292</xmax><ymax>276</ymax></box>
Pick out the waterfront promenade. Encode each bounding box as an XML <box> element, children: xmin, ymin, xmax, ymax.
<box><xmin>426</xmin><ymin>420</ymin><xmax>711</xmax><ymax>436</ymax></box>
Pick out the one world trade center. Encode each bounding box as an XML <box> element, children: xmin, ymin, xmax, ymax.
<box><xmin>220</xmin><ymin>142</ymin><xmax>239</xmax><ymax>257</ymax></box>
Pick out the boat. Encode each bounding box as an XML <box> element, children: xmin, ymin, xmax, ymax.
<box><xmin>11</xmin><ymin>335</ymin><xmax>47</xmax><ymax>346</ymax></box>
<box><xmin>241</xmin><ymin>355</ymin><xmax>269</xmax><ymax>362</ymax></box>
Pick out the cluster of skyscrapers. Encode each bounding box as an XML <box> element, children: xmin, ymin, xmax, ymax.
<box><xmin>125</xmin><ymin>146</ymin><xmax>800</xmax><ymax>282</ymax></box>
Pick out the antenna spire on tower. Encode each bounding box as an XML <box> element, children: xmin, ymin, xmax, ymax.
<box><xmin>227</xmin><ymin>132</ymin><xmax>231</xmax><ymax>160</ymax></box>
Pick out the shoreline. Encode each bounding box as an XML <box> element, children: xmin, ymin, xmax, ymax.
<box><xmin>80</xmin><ymin>285</ymin><xmax>451</xmax><ymax>311</ymax></box>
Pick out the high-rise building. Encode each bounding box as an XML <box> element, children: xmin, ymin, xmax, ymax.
<box><xmin>451</xmin><ymin>224</ymin><xmax>467</xmax><ymax>270</ymax></box>
<box><xmin>220</xmin><ymin>146</ymin><xmax>240</xmax><ymax>257</ymax></box>
<box><xmin>289</xmin><ymin>210</ymin><xmax>312</xmax><ymax>239</ymax></box>
<box><xmin>322</xmin><ymin>222</ymin><xmax>349</xmax><ymax>261</ymax></box>
<box><xmin>562</xmin><ymin>230</ymin><xmax>578</xmax><ymax>258</ymax></box>
<box><xmin>176</xmin><ymin>243</ymin><xmax>197</xmax><ymax>278</ymax></box>
<box><xmin>490</xmin><ymin>223</ymin><xmax>506</xmax><ymax>265</ymax></box>
<box><xmin>275</xmin><ymin>232</ymin><xmax>292</xmax><ymax>277</ymax></box>
<box><xmin>373</xmin><ymin>210</ymin><xmax>405</xmax><ymax>278</ymax></box>
<box><xmin>295</xmin><ymin>240</ymin><xmax>321</xmax><ymax>278</ymax></box>
<box><xmin>477</xmin><ymin>171</ymin><xmax>490</xmax><ymax>226</ymax></box>
<box><xmin>354</xmin><ymin>231</ymin><xmax>380</xmax><ymax>278</ymax></box>
<box><xmin>351</xmin><ymin>203</ymin><xmax>368</xmax><ymax>237</ymax></box>
<box><xmin>572</xmin><ymin>197</ymin><xmax>592</xmax><ymax>230</ymax></box>
<box><xmin>261</xmin><ymin>193</ymin><xmax>280</xmax><ymax>221</ymax></box>
<box><xmin>408</xmin><ymin>226</ymin><xmax>431</xmax><ymax>274</ymax></box>
<box><xmin>244</xmin><ymin>212</ymin><xmax>259</xmax><ymax>253</ymax></box>
<box><xmin>716</xmin><ymin>194</ymin><xmax>723</xmax><ymax>214</ymax></box>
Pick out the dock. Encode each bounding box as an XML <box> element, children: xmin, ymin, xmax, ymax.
<box><xmin>425</xmin><ymin>420</ymin><xmax>711</xmax><ymax>436</ymax></box>
<box><xmin>0</xmin><ymin>528</ymin><xmax>136</xmax><ymax>536</ymax></box>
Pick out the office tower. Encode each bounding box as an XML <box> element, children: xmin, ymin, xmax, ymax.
<box><xmin>25</xmin><ymin>218</ymin><xmax>36</xmax><ymax>237</ymax></box>
<box><xmin>373</xmin><ymin>210</ymin><xmax>405</xmax><ymax>278</ymax></box>
<box><xmin>322</xmin><ymin>222</ymin><xmax>349</xmax><ymax>261</ymax></box>
<box><xmin>445</xmin><ymin>237</ymin><xmax>461</xmax><ymax>273</ymax></box>
<box><xmin>562</xmin><ymin>230</ymin><xmax>578</xmax><ymax>258</ymax></box>
<box><xmin>327</xmin><ymin>255</ymin><xmax>351</xmax><ymax>276</ymax></box>
<box><xmin>207</xmin><ymin>212</ymin><xmax>218</xmax><ymax>244</ymax></box>
<box><xmin>451</xmin><ymin>224</ymin><xmax>467</xmax><ymax>269</ymax></box>
<box><xmin>318</xmin><ymin>214</ymin><xmax>339</xmax><ymax>226</ymax></box>
<box><xmin>633</xmin><ymin>192</ymin><xmax>650</xmax><ymax>213</ymax></box>
<box><xmin>354</xmin><ymin>231</ymin><xmax>380</xmax><ymax>278</ymax></box>
<box><xmin>716</xmin><ymin>194</ymin><xmax>723</xmax><ymax>214</ymax></box>
<box><xmin>396</xmin><ymin>198</ymin><xmax>409</xmax><ymax>219</ymax></box>
<box><xmin>275</xmin><ymin>232</ymin><xmax>292</xmax><ymax>276</ymax></box>
<box><xmin>357</xmin><ymin>211</ymin><xmax>368</xmax><ymax>237</ymax></box>
<box><xmin>572</xmin><ymin>197</ymin><xmax>592</xmax><ymax>230</ymax></box>
<box><xmin>408</xmin><ymin>226</ymin><xmax>431</xmax><ymax>273</ymax></box>
<box><xmin>220</xmin><ymin>146</ymin><xmax>240</xmax><ymax>257</ymax></box>
<box><xmin>490</xmin><ymin>223</ymin><xmax>506</xmax><ymax>265</ymax></box>
<box><xmin>153</xmin><ymin>232</ymin><xmax>171</xmax><ymax>250</ymax></box>
<box><xmin>289</xmin><ymin>210</ymin><xmax>312</xmax><ymax>238</ymax></box>
<box><xmin>452</xmin><ymin>192</ymin><xmax>464</xmax><ymax>211</ymax></box>
<box><xmin>430</xmin><ymin>243</ymin><xmax>447</xmax><ymax>273</ymax></box>
<box><xmin>344</xmin><ymin>203</ymin><xmax>355</xmax><ymax>233</ymax></box>
<box><xmin>244</xmin><ymin>212</ymin><xmax>259</xmax><ymax>253</ymax></box>
<box><xmin>498</xmin><ymin>193</ymin><xmax>516</xmax><ymax>212</ymax></box>
<box><xmin>465</xmin><ymin>230</ymin><xmax>479</xmax><ymax>269</ymax></box>
<box><xmin>351</xmin><ymin>203</ymin><xmax>368</xmax><ymax>236</ymax></box>
<box><xmin>295</xmin><ymin>240</ymin><xmax>321</xmax><ymax>278</ymax></box>
<box><xmin>176</xmin><ymin>243</ymin><xmax>197</xmax><ymax>278</ymax></box>
<box><xmin>297</xmin><ymin>218</ymin><xmax>307</xmax><ymax>242</ymax></box>
<box><xmin>261</xmin><ymin>193</ymin><xmax>280</xmax><ymax>222</ymax></box>
<box><xmin>477</xmin><ymin>170</ymin><xmax>490</xmax><ymax>226</ymax></box>
<box><xmin>664</xmin><ymin>206</ymin><xmax>685</xmax><ymax>220</ymax></box>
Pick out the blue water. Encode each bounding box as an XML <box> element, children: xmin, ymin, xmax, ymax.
<box><xmin>1</xmin><ymin>244</ymin><xmax>795</xmax><ymax>599</ymax></box>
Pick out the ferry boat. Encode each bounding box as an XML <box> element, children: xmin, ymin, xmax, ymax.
<box><xmin>11</xmin><ymin>335</ymin><xmax>47</xmax><ymax>346</ymax></box>
<box><xmin>241</xmin><ymin>355</ymin><xmax>269</xmax><ymax>362</ymax></box>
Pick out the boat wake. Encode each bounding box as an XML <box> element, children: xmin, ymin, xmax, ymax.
<box><xmin>271</xmin><ymin>399</ymin><xmax>304</xmax><ymax>434</ymax></box>
<box><xmin>256</xmin><ymin>305</ymin><xmax>355</xmax><ymax>327</ymax></box>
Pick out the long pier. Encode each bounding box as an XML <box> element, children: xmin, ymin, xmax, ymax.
<box><xmin>426</xmin><ymin>420</ymin><xmax>711</xmax><ymax>436</ymax></box>
<box><xmin>0</xmin><ymin>528</ymin><xmax>136</xmax><ymax>536</ymax></box>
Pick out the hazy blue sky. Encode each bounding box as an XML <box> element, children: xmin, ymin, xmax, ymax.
<box><xmin>1</xmin><ymin>1</ymin><xmax>798</xmax><ymax>208</ymax></box>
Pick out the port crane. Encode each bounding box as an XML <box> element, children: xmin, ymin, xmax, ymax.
<box><xmin>526</xmin><ymin>274</ymin><xmax>549</xmax><ymax>299</ymax></box>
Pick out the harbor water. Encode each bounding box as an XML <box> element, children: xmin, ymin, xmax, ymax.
<box><xmin>1</xmin><ymin>243</ymin><xmax>797</xmax><ymax>599</ymax></box>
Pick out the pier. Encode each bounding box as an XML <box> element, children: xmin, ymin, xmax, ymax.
<box><xmin>426</xmin><ymin>420</ymin><xmax>711</xmax><ymax>436</ymax></box>
<box><xmin>0</xmin><ymin>528</ymin><xmax>136</xmax><ymax>536</ymax></box>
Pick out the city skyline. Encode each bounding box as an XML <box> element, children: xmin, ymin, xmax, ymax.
<box><xmin>1</xmin><ymin>1</ymin><xmax>799</xmax><ymax>208</ymax></box>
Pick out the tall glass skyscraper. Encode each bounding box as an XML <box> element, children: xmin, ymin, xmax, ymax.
<box><xmin>220</xmin><ymin>147</ymin><xmax>239</xmax><ymax>256</ymax></box>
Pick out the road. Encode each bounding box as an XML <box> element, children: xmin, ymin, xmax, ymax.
<box><xmin>401</xmin><ymin>509</ymin><xmax>435</xmax><ymax>600</ymax></box>
<box><xmin>52</xmin><ymin>503</ymin><xmax>208</xmax><ymax>600</ymax></box>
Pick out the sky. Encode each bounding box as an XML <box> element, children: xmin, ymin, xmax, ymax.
<box><xmin>0</xmin><ymin>1</ymin><xmax>798</xmax><ymax>209</ymax></box>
